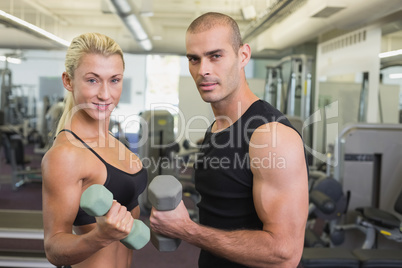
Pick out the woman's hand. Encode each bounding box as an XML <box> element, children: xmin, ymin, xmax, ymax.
<box><xmin>95</xmin><ymin>201</ymin><xmax>134</xmax><ymax>242</ymax></box>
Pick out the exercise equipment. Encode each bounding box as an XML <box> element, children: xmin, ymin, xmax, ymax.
<box><xmin>302</xmin><ymin>248</ymin><xmax>360</xmax><ymax>268</ymax></box>
<box><xmin>1</xmin><ymin>133</ymin><xmax>42</xmax><ymax>190</ymax></box>
<box><xmin>0</xmin><ymin>250</ymin><xmax>54</xmax><ymax>268</ymax></box>
<box><xmin>0</xmin><ymin>209</ymin><xmax>53</xmax><ymax>267</ymax></box>
<box><xmin>264</xmin><ymin>55</ymin><xmax>313</xmax><ymax>121</ymax></box>
<box><xmin>303</xmin><ymin>123</ymin><xmax>402</xmax><ymax>267</ymax></box>
<box><xmin>263</xmin><ymin>54</ymin><xmax>314</xmax><ymax>162</ymax></box>
<box><xmin>80</xmin><ymin>184</ymin><xmax>150</xmax><ymax>250</ymax></box>
<box><xmin>0</xmin><ymin>209</ymin><xmax>43</xmax><ymax>240</ymax></box>
<box><xmin>302</xmin><ymin>247</ymin><xmax>402</xmax><ymax>268</ymax></box>
<box><xmin>137</xmin><ymin>110</ymin><xmax>176</xmax><ymax>213</ymax></box>
<box><xmin>306</xmin><ymin>173</ymin><xmax>350</xmax><ymax>248</ymax></box>
<box><xmin>148</xmin><ymin>175</ymin><xmax>182</xmax><ymax>251</ymax></box>
<box><xmin>333</xmin><ymin>123</ymin><xmax>402</xmax><ymax>249</ymax></box>
<box><xmin>352</xmin><ymin>248</ymin><xmax>402</xmax><ymax>268</ymax></box>
<box><xmin>336</xmin><ymin>187</ymin><xmax>402</xmax><ymax>249</ymax></box>
<box><xmin>0</xmin><ymin>69</ymin><xmax>12</xmax><ymax>125</ymax></box>
<box><xmin>137</xmin><ymin>110</ymin><xmax>200</xmax><ymax>223</ymax></box>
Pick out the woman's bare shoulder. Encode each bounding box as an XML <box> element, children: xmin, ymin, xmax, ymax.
<box><xmin>41</xmin><ymin>133</ymin><xmax>89</xmax><ymax>181</ymax></box>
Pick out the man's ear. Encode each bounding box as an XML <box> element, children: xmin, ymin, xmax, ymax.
<box><xmin>62</xmin><ymin>72</ymin><xmax>73</xmax><ymax>92</ymax></box>
<box><xmin>239</xmin><ymin>44</ymin><xmax>251</xmax><ymax>69</ymax></box>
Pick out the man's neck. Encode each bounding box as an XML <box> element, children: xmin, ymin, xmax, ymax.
<box><xmin>211</xmin><ymin>87</ymin><xmax>259</xmax><ymax>133</ymax></box>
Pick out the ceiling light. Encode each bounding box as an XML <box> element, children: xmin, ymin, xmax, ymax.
<box><xmin>310</xmin><ymin>0</ymin><xmax>346</xmax><ymax>18</ymax></box>
<box><xmin>111</xmin><ymin>0</ymin><xmax>132</xmax><ymax>14</ymax></box>
<box><xmin>379</xmin><ymin>49</ymin><xmax>402</xmax><ymax>58</ymax></box>
<box><xmin>389</xmin><ymin>73</ymin><xmax>402</xmax><ymax>79</ymax></box>
<box><xmin>0</xmin><ymin>55</ymin><xmax>21</xmax><ymax>64</ymax></box>
<box><xmin>140</xmin><ymin>0</ymin><xmax>154</xmax><ymax>17</ymax></box>
<box><xmin>0</xmin><ymin>10</ymin><xmax>70</xmax><ymax>47</ymax></box>
<box><xmin>109</xmin><ymin>0</ymin><xmax>152</xmax><ymax>51</ymax></box>
<box><xmin>139</xmin><ymin>39</ymin><xmax>152</xmax><ymax>51</ymax></box>
<box><xmin>123</xmin><ymin>14</ymin><xmax>148</xmax><ymax>41</ymax></box>
<box><xmin>241</xmin><ymin>5</ymin><xmax>257</xmax><ymax>20</ymax></box>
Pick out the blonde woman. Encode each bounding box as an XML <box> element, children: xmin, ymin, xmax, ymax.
<box><xmin>41</xmin><ymin>33</ymin><xmax>147</xmax><ymax>267</ymax></box>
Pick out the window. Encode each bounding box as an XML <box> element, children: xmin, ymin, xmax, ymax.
<box><xmin>145</xmin><ymin>55</ymin><xmax>180</xmax><ymax>108</ymax></box>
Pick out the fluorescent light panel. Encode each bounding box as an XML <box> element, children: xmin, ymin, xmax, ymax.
<box><xmin>379</xmin><ymin>49</ymin><xmax>402</xmax><ymax>58</ymax></box>
<box><xmin>0</xmin><ymin>10</ymin><xmax>70</xmax><ymax>47</ymax></box>
<box><xmin>111</xmin><ymin>0</ymin><xmax>132</xmax><ymax>14</ymax></box>
<box><xmin>139</xmin><ymin>38</ymin><xmax>152</xmax><ymax>51</ymax></box>
<box><xmin>389</xmin><ymin>73</ymin><xmax>402</xmax><ymax>79</ymax></box>
<box><xmin>123</xmin><ymin>14</ymin><xmax>148</xmax><ymax>41</ymax></box>
<box><xmin>110</xmin><ymin>0</ymin><xmax>152</xmax><ymax>51</ymax></box>
<box><xmin>0</xmin><ymin>55</ymin><xmax>21</xmax><ymax>64</ymax></box>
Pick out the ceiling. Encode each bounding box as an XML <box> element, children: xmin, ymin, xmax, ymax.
<box><xmin>0</xmin><ymin>0</ymin><xmax>402</xmax><ymax>59</ymax></box>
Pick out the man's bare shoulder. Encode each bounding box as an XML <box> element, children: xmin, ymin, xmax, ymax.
<box><xmin>250</xmin><ymin>122</ymin><xmax>302</xmax><ymax>149</ymax></box>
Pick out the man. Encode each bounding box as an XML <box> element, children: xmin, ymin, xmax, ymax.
<box><xmin>150</xmin><ymin>12</ymin><xmax>308</xmax><ymax>267</ymax></box>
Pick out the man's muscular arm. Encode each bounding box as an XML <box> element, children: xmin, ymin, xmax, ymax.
<box><xmin>150</xmin><ymin>122</ymin><xmax>308</xmax><ymax>267</ymax></box>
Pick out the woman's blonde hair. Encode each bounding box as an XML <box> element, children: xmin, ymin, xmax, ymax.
<box><xmin>56</xmin><ymin>33</ymin><xmax>125</xmax><ymax>134</ymax></box>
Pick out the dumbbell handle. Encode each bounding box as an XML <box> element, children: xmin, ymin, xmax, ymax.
<box><xmin>80</xmin><ymin>184</ymin><xmax>150</xmax><ymax>250</ymax></box>
<box><xmin>148</xmin><ymin>175</ymin><xmax>182</xmax><ymax>251</ymax></box>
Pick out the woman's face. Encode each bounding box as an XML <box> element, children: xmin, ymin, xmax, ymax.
<box><xmin>68</xmin><ymin>53</ymin><xmax>124</xmax><ymax>122</ymax></box>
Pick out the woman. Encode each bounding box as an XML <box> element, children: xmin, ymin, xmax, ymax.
<box><xmin>41</xmin><ymin>33</ymin><xmax>147</xmax><ymax>267</ymax></box>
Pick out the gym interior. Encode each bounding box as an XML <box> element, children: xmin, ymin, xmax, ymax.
<box><xmin>0</xmin><ymin>0</ymin><xmax>402</xmax><ymax>267</ymax></box>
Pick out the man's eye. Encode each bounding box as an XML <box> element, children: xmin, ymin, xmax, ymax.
<box><xmin>188</xmin><ymin>57</ymin><xmax>198</xmax><ymax>62</ymax></box>
<box><xmin>212</xmin><ymin>54</ymin><xmax>221</xmax><ymax>59</ymax></box>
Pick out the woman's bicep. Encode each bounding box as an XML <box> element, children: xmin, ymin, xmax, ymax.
<box><xmin>41</xmin><ymin>149</ymin><xmax>83</xmax><ymax>240</ymax></box>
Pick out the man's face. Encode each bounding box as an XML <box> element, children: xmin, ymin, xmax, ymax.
<box><xmin>185</xmin><ymin>26</ymin><xmax>242</xmax><ymax>104</ymax></box>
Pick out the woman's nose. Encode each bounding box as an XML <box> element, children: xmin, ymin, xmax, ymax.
<box><xmin>98</xmin><ymin>83</ymin><xmax>110</xmax><ymax>100</ymax></box>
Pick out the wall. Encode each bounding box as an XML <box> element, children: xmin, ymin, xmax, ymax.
<box><xmin>312</xmin><ymin>25</ymin><xmax>382</xmax><ymax>164</ymax></box>
<box><xmin>0</xmin><ymin>49</ymin><xmax>147</xmax><ymax>134</ymax></box>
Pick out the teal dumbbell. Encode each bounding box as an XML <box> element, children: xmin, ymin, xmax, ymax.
<box><xmin>80</xmin><ymin>184</ymin><xmax>150</xmax><ymax>250</ymax></box>
<box><xmin>148</xmin><ymin>175</ymin><xmax>182</xmax><ymax>251</ymax></box>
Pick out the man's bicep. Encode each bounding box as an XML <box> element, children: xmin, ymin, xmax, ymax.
<box><xmin>250</xmin><ymin>123</ymin><xmax>309</xmax><ymax>232</ymax></box>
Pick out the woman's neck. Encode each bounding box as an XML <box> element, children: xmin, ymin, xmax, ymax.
<box><xmin>69</xmin><ymin>111</ymin><xmax>110</xmax><ymax>139</ymax></box>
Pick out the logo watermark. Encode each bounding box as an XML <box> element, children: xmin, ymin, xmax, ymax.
<box><xmin>59</xmin><ymin>100</ymin><xmax>339</xmax><ymax>173</ymax></box>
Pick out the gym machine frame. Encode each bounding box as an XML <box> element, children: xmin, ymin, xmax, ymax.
<box><xmin>264</xmin><ymin>54</ymin><xmax>313</xmax><ymax>121</ymax></box>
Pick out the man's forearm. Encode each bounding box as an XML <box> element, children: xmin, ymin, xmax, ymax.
<box><xmin>180</xmin><ymin>221</ymin><xmax>300</xmax><ymax>268</ymax></box>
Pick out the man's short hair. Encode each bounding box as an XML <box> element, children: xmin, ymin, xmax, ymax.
<box><xmin>187</xmin><ymin>12</ymin><xmax>243</xmax><ymax>52</ymax></box>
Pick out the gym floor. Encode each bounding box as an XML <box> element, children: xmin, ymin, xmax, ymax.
<box><xmin>0</xmin><ymin>145</ymin><xmax>200</xmax><ymax>267</ymax></box>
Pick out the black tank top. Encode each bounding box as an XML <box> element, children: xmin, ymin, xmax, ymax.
<box><xmin>58</xmin><ymin>129</ymin><xmax>148</xmax><ymax>226</ymax></box>
<box><xmin>194</xmin><ymin>100</ymin><xmax>303</xmax><ymax>267</ymax></box>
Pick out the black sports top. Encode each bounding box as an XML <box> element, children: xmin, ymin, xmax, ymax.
<box><xmin>58</xmin><ymin>129</ymin><xmax>148</xmax><ymax>226</ymax></box>
<box><xmin>194</xmin><ymin>100</ymin><xmax>305</xmax><ymax>267</ymax></box>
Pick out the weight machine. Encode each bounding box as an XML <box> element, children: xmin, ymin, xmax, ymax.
<box><xmin>264</xmin><ymin>54</ymin><xmax>313</xmax><ymax>121</ymax></box>
<box><xmin>137</xmin><ymin>110</ymin><xmax>200</xmax><ymax>221</ymax></box>
<box><xmin>0</xmin><ymin>69</ymin><xmax>12</xmax><ymax>125</ymax></box>
<box><xmin>264</xmin><ymin>54</ymin><xmax>314</xmax><ymax>163</ymax></box>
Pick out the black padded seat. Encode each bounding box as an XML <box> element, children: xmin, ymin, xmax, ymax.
<box><xmin>353</xmin><ymin>249</ymin><xmax>402</xmax><ymax>268</ymax></box>
<box><xmin>356</xmin><ymin>207</ymin><xmax>401</xmax><ymax>229</ymax></box>
<box><xmin>301</xmin><ymin>248</ymin><xmax>360</xmax><ymax>268</ymax></box>
<box><xmin>304</xmin><ymin>228</ymin><xmax>328</xmax><ymax>248</ymax></box>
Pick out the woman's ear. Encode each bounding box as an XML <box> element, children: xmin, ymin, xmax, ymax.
<box><xmin>62</xmin><ymin>72</ymin><xmax>73</xmax><ymax>92</ymax></box>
